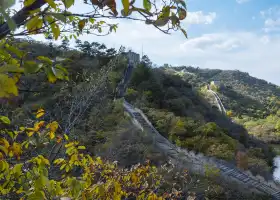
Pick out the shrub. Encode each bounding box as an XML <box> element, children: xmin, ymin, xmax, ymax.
<box><xmin>0</xmin><ymin>111</ymin><xmax>187</xmax><ymax>200</ymax></box>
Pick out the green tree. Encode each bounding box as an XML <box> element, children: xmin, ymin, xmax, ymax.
<box><xmin>0</xmin><ymin>0</ymin><xmax>188</xmax><ymax>99</ymax></box>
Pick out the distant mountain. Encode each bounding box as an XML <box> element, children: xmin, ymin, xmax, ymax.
<box><xmin>171</xmin><ymin>66</ymin><xmax>280</xmax><ymax>118</ymax></box>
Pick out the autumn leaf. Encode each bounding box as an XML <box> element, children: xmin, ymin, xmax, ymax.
<box><xmin>12</xmin><ymin>142</ymin><xmax>22</xmax><ymax>160</ymax></box>
<box><xmin>0</xmin><ymin>138</ymin><xmax>10</xmax><ymax>155</ymax></box>
<box><xmin>77</xmin><ymin>146</ymin><xmax>86</xmax><ymax>150</ymax></box>
<box><xmin>121</xmin><ymin>0</ymin><xmax>129</xmax><ymax>16</ymax></box>
<box><xmin>36</xmin><ymin>108</ymin><xmax>45</xmax><ymax>118</ymax></box>
<box><xmin>91</xmin><ymin>0</ymin><xmax>99</xmax><ymax>5</ymax></box>
<box><xmin>49</xmin><ymin>131</ymin><xmax>55</xmax><ymax>139</ymax></box>
<box><xmin>56</xmin><ymin>135</ymin><xmax>63</xmax><ymax>143</ymax></box>
<box><xmin>47</xmin><ymin>121</ymin><xmax>59</xmax><ymax>133</ymax></box>
<box><xmin>64</xmin><ymin>134</ymin><xmax>69</xmax><ymax>141</ymax></box>
<box><xmin>45</xmin><ymin>67</ymin><xmax>57</xmax><ymax>83</ymax></box>
<box><xmin>178</xmin><ymin>8</ymin><xmax>187</xmax><ymax>20</ymax></box>
<box><xmin>78</xmin><ymin>19</ymin><xmax>86</xmax><ymax>31</ymax></box>
<box><xmin>34</xmin><ymin>121</ymin><xmax>45</xmax><ymax>132</ymax></box>
<box><xmin>0</xmin><ymin>73</ymin><xmax>18</xmax><ymax>98</ymax></box>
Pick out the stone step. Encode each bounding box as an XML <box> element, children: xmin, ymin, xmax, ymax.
<box><xmin>125</xmin><ymin>103</ymin><xmax>280</xmax><ymax>199</ymax></box>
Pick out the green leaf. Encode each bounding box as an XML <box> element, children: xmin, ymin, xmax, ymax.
<box><xmin>63</xmin><ymin>0</ymin><xmax>74</xmax><ymax>9</ymax></box>
<box><xmin>89</xmin><ymin>18</ymin><xmax>95</xmax><ymax>24</ymax></box>
<box><xmin>45</xmin><ymin>0</ymin><xmax>56</xmax><ymax>8</ymax></box>
<box><xmin>37</xmin><ymin>56</ymin><xmax>52</xmax><ymax>64</ymax></box>
<box><xmin>24</xmin><ymin>61</ymin><xmax>42</xmax><ymax>73</ymax></box>
<box><xmin>55</xmin><ymin>64</ymin><xmax>68</xmax><ymax>73</ymax></box>
<box><xmin>52</xmin><ymin>13</ymin><xmax>66</xmax><ymax>23</ymax></box>
<box><xmin>50</xmin><ymin>23</ymin><xmax>60</xmax><ymax>40</ymax></box>
<box><xmin>180</xmin><ymin>27</ymin><xmax>188</xmax><ymax>38</ymax></box>
<box><xmin>131</xmin><ymin>7</ymin><xmax>152</xmax><ymax>16</ymax></box>
<box><xmin>1</xmin><ymin>0</ymin><xmax>15</xmax><ymax>9</ymax></box>
<box><xmin>5</xmin><ymin>45</ymin><xmax>24</xmax><ymax>58</ymax></box>
<box><xmin>0</xmin><ymin>8</ymin><xmax>16</xmax><ymax>31</ymax></box>
<box><xmin>44</xmin><ymin>67</ymin><xmax>57</xmax><ymax>83</ymax></box>
<box><xmin>122</xmin><ymin>0</ymin><xmax>130</xmax><ymax>16</ymax></box>
<box><xmin>27</xmin><ymin>190</ymin><xmax>46</xmax><ymax>200</ymax></box>
<box><xmin>174</xmin><ymin>0</ymin><xmax>186</xmax><ymax>8</ymax></box>
<box><xmin>77</xmin><ymin>146</ymin><xmax>86</xmax><ymax>150</ymax></box>
<box><xmin>0</xmin><ymin>65</ymin><xmax>24</xmax><ymax>73</ymax></box>
<box><xmin>52</xmin><ymin>66</ymin><xmax>65</xmax><ymax>80</ymax></box>
<box><xmin>143</xmin><ymin>0</ymin><xmax>151</xmax><ymax>11</ymax></box>
<box><xmin>0</xmin><ymin>116</ymin><xmax>11</xmax><ymax>124</ymax></box>
<box><xmin>24</xmin><ymin>0</ymin><xmax>35</xmax><ymax>7</ymax></box>
<box><xmin>161</xmin><ymin>6</ymin><xmax>170</xmax><ymax>18</ymax></box>
<box><xmin>153</xmin><ymin>18</ymin><xmax>169</xmax><ymax>27</ymax></box>
<box><xmin>26</xmin><ymin>16</ymin><xmax>39</xmax><ymax>30</ymax></box>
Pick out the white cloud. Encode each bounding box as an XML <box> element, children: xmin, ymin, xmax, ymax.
<box><xmin>184</xmin><ymin>11</ymin><xmax>217</xmax><ymax>25</ymax></box>
<box><xmin>11</xmin><ymin>0</ymin><xmax>279</xmax><ymax>85</ymax></box>
<box><xmin>178</xmin><ymin>32</ymin><xmax>280</xmax><ymax>85</ymax></box>
<box><xmin>261</xmin><ymin>6</ymin><xmax>280</xmax><ymax>33</ymax></box>
<box><xmin>77</xmin><ymin>19</ymin><xmax>279</xmax><ymax>85</ymax></box>
<box><xmin>236</xmin><ymin>0</ymin><xmax>251</xmax><ymax>4</ymax></box>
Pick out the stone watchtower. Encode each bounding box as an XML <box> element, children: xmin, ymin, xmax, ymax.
<box><xmin>125</xmin><ymin>50</ymin><xmax>140</xmax><ymax>65</ymax></box>
<box><xmin>115</xmin><ymin>50</ymin><xmax>140</xmax><ymax>98</ymax></box>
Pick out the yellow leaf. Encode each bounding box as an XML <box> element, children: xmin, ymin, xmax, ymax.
<box><xmin>121</xmin><ymin>0</ymin><xmax>130</xmax><ymax>16</ymax></box>
<box><xmin>64</xmin><ymin>134</ymin><xmax>69</xmax><ymax>141</ymax></box>
<box><xmin>47</xmin><ymin>121</ymin><xmax>59</xmax><ymax>132</ymax></box>
<box><xmin>56</xmin><ymin>135</ymin><xmax>62</xmax><ymax>143</ymax></box>
<box><xmin>12</xmin><ymin>142</ymin><xmax>22</xmax><ymax>160</ymax></box>
<box><xmin>0</xmin><ymin>145</ymin><xmax>8</xmax><ymax>156</ymax></box>
<box><xmin>77</xmin><ymin>146</ymin><xmax>86</xmax><ymax>150</ymax></box>
<box><xmin>27</xmin><ymin>131</ymin><xmax>35</xmax><ymax>137</ymax></box>
<box><xmin>0</xmin><ymin>138</ymin><xmax>10</xmax><ymax>149</ymax></box>
<box><xmin>78</xmin><ymin>19</ymin><xmax>86</xmax><ymax>31</ymax></box>
<box><xmin>45</xmin><ymin>67</ymin><xmax>57</xmax><ymax>83</ymax></box>
<box><xmin>147</xmin><ymin>193</ymin><xmax>158</xmax><ymax>200</ymax></box>
<box><xmin>34</xmin><ymin>121</ymin><xmax>45</xmax><ymax>131</ymax></box>
<box><xmin>49</xmin><ymin>131</ymin><xmax>55</xmax><ymax>139</ymax></box>
<box><xmin>0</xmin><ymin>73</ymin><xmax>18</xmax><ymax>98</ymax></box>
<box><xmin>131</xmin><ymin>173</ymin><xmax>138</xmax><ymax>183</ymax></box>
<box><xmin>36</xmin><ymin>108</ymin><xmax>45</xmax><ymax>118</ymax></box>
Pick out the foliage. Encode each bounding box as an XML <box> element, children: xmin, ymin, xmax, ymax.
<box><xmin>0</xmin><ymin>112</ymin><xmax>190</xmax><ymax>200</ymax></box>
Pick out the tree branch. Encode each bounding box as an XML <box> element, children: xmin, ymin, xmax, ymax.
<box><xmin>0</xmin><ymin>0</ymin><xmax>47</xmax><ymax>40</ymax></box>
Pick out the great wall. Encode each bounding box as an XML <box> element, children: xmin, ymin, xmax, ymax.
<box><xmin>117</xmin><ymin>51</ymin><xmax>280</xmax><ymax>199</ymax></box>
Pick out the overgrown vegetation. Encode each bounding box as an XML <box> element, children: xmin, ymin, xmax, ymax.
<box><xmin>0</xmin><ymin>0</ymin><xmax>278</xmax><ymax>199</ymax></box>
<box><xmin>126</xmin><ymin>63</ymin><xmax>276</xmax><ymax>178</ymax></box>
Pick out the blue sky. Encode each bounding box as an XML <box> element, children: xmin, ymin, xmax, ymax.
<box><xmin>12</xmin><ymin>0</ymin><xmax>280</xmax><ymax>85</ymax></box>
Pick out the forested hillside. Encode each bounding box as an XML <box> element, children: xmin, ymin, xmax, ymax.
<box><xmin>166</xmin><ymin>66</ymin><xmax>280</xmax><ymax>143</ymax></box>
<box><xmin>0</xmin><ymin>38</ymin><xmax>273</xmax><ymax>199</ymax></box>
